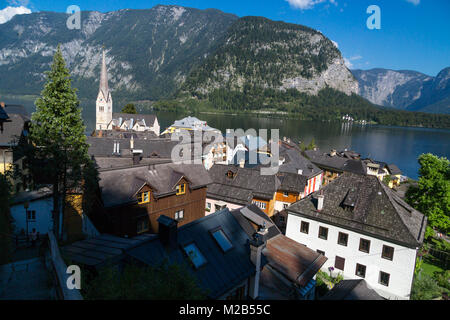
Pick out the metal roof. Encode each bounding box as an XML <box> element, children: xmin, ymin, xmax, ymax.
<box><xmin>126</xmin><ymin>208</ymin><xmax>257</xmax><ymax>299</ymax></box>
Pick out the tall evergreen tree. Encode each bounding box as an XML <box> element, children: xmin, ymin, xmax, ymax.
<box><xmin>0</xmin><ymin>173</ymin><xmax>12</xmax><ymax>264</ymax></box>
<box><xmin>30</xmin><ymin>45</ymin><xmax>89</xmax><ymax>240</ymax></box>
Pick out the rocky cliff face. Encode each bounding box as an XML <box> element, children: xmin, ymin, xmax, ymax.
<box><xmin>1</xmin><ymin>6</ymin><xmax>359</xmax><ymax>102</ymax></box>
<box><xmin>184</xmin><ymin>17</ymin><xmax>359</xmax><ymax>96</ymax></box>
<box><xmin>0</xmin><ymin>5</ymin><xmax>238</xmax><ymax>100</ymax></box>
<box><xmin>352</xmin><ymin>68</ymin><xmax>450</xmax><ymax>114</ymax></box>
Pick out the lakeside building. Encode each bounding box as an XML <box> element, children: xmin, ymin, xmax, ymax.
<box><xmin>161</xmin><ymin>116</ymin><xmax>220</xmax><ymax>136</ymax></box>
<box><xmin>284</xmin><ymin>172</ymin><xmax>427</xmax><ymax>300</ymax></box>
<box><xmin>304</xmin><ymin>148</ymin><xmax>401</xmax><ymax>187</ymax></box>
<box><xmin>90</xmin><ymin>162</ymin><xmax>212</xmax><ymax>237</ymax></box>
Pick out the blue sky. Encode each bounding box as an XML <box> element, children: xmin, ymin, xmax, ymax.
<box><xmin>2</xmin><ymin>0</ymin><xmax>449</xmax><ymax>76</ymax></box>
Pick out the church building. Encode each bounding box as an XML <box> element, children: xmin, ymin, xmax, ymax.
<box><xmin>95</xmin><ymin>50</ymin><xmax>160</xmax><ymax>136</ymax></box>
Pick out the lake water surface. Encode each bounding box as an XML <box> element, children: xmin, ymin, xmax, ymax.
<box><xmin>8</xmin><ymin>98</ymin><xmax>450</xmax><ymax>180</ymax></box>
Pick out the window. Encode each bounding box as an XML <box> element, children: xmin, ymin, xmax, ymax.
<box><xmin>317</xmin><ymin>250</ymin><xmax>325</xmax><ymax>256</ymax></box>
<box><xmin>283</xmin><ymin>191</ymin><xmax>289</xmax><ymax>197</ymax></box>
<box><xmin>283</xmin><ymin>203</ymin><xmax>289</xmax><ymax>209</ymax></box>
<box><xmin>379</xmin><ymin>271</ymin><xmax>390</xmax><ymax>286</ymax></box>
<box><xmin>355</xmin><ymin>263</ymin><xmax>366</xmax><ymax>278</ymax></box>
<box><xmin>335</xmin><ymin>256</ymin><xmax>345</xmax><ymax>271</ymax></box>
<box><xmin>338</xmin><ymin>232</ymin><xmax>348</xmax><ymax>246</ymax></box>
<box><xmin>138</xmin><ymin>191</ymin><xmax>150</xmax><ymax>204</ymax></box>
<box><xmin>27</xmin><ymin>210</ymin><xmax>36</xmax><ymax>221</ymax></box>
<box><xmin>211</xmin><ymin>229</ymin><xmax>233</xmax><ymax>252</ymax></box>
<box><xmin>300</xmin><ymin>221</ymin><xmax>309</xmax><ymax>234</ymax></box>
<box><xmin>175</xmin><ymin>209</ymin><xmax>184</xmax><ymax>221</ymax></box>
<box><xmin>318</xmin><ymin>226</ymin><xmax>328</xmax><ymax>240</ymax></box>
<box><xmin>183</xmin><ymin>243</ymin><xmax>207</xmax><ymax>269</ymax></box>
<box><xmin>359</xmin><ymin>238</ymin><xmax>371</xmax><ymax>253</ymax></box>
<box><xmin>382</xmin><ymin>245</ymin><xmax>394</xmax><ymax>261</ymax></box>
<box><xmin>252</xmin><ymin>200</ymin><xmax>266</xmax><ymax>210</ymax></box>
<box><xmin>176</xmin><ymin>183</ymin><xmax>186</xmax><ymax>195</ymax></box>
<box><xmin>137</xmin><ymin>218</ymin><xmax>149</xmax><ymax>234</ymax></box>
<box><xmin>206</xmin><ymin>202</ymin><xmax>211</xmax><ymax>210</ymax></box>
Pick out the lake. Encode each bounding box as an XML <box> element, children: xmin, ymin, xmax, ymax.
<box><xmin>6</xmin><ymin>97</ymin><xmax>450</xmax><ymax>180</ymax></box>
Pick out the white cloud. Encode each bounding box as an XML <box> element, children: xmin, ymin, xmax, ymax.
<box><xmin>344</xmin><ymin>55</ymin><xmax>363</xmax><ymax>69</ymax></box>
<box><xmin>286</xmin><ymin>0</ymin><xmax>327</xmax><ymax>10</ymax></box>
<box><xmin>0</xmin><ymin>6</ymin><xmax>31</xmax><ymax>24</ymax></box>
<box><xmin>405</xmin><ymin>0</ymin><xmax>420</xmax><ymax>5</ymax></box>
<box><xmin>344</xmin><ymin>58</ymin><xmax>353</xmax><ymax>69</ymax></box>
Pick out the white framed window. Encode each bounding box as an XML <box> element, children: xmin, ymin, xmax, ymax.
<box><xmin>252</xmin><ymin>200</ymin><xmax>267</xmax><ymax>210</ymax></box>
<box><xmin>283</xmin><ymin>191</ymin><xmax>289</xmax><ymax>197</ymax></box>
<box><xmin>175</xmin><ymin>209</ymin><xmax>184</xmax><ymax>221</ymax></box>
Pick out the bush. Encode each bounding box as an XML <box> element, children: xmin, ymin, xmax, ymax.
<box><xmin>411</xmin><ymin>273</ymin><xmax>443</xmax><ymax>300</ymax></box>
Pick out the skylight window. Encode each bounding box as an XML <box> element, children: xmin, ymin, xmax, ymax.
<box><xmin>211</xmin><ymin>229</ymin><xmax>233</xmax><ymax>252</ymax></box>
<box><xmin>183</xmin><ymin>243</ymin><xmax>207</xmax><ymax>268</ymax></box>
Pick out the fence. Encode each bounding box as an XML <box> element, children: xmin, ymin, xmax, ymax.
<box><xmin>47</xmin><ymin>231</ymin><xmax>83</xmax><ymax>300</ymax></box>
<box><xmin>428</xmin><ymin>248</ymin><xmax>450</xmax><ymax>270</ymax></box>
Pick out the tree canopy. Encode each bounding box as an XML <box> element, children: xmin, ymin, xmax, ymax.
<box><xmin>29</xmin><ymin>45</ymin><xmax>89</xmax><ymax>238</ymax></box>
<box><xmin>83</xmin><ymin>262</ymin><xmax>207</xmax><ymax>300</ymax></box>
<box><xmin>406</xmin><ymin>153</ymin><xmax>450</xmax><ymax>235</ymax></box>
<box><xmin>121</xmin><ymin>103</ymin><xmax>137</xmax><ymax>114</ymax></box>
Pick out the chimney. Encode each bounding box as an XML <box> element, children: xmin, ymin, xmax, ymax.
<box><xmin>133</xmin><ymin>154</ymin><xmax>141</xmax><ymax>165</ymax></box>
<box><xmin>248</xmin><ymin>225</ymin><xmax>268</xmax><ymax>300</ymax></box>
<box><xmin>130</xmin><ymin>135</ymin><xmax>134</xmax><ymax>150</ymax></box>
<box><xmin>239</xmin><ymin>158</ymin><xmax>245</xmax><ymax>168</ymax></box>
<box><xmin>157</xmin><ymin>215</ymin><xmax>178</xmax><ymax>251</ymax></box>
<box><xmin>0</xmin><ymin>102</ymin><xmax>5</xmax><ymax>108</ymax></box>
<box><xmin>330</xmin><ymin>149</ymin><xmax>336</xmax><ymax>157</ymax></box>
<box><xmin>297</xmin><ymin>169</ymin><xmax>303</xmax><ymax>175</ymax></box>
<box><xmin>316</xmin><ymin>192</ymin><xmax>324</xmax><ymax>211</ymax></box>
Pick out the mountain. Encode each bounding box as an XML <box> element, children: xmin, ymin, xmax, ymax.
<box><xmin>0</xmin><ymin>5</ymin><xmax>359</xmax><ymax>103</ymax></box>
<box><xmin>183</xmin><ymin>16</ymin><xmax>359</xmax><ymax>97</ymax></box>
<box><xmin>352</xmin><ymin>68</ymin><xmax>450</xmax><ymax>114</ymax></box>
<box><xmin>0</xmin><ymin>5</ymin><xmax>238</xmax><ymax>100</ymax></box>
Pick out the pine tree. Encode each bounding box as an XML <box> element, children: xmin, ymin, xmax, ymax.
<box><xmin>121</xmin><ymin>103</ymin><xmax>137</xmax><ymax>114</ymax></box>
<box><xmin>30</xmin><ymin>45</ymin><xmax>89</xmax><ymax>240</ymax></box>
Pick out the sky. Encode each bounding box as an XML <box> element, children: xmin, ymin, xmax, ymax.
<box><xmin>1</xmin><ymin>0</ymin><xmax>449</xmax><ymax>76</ymax></box>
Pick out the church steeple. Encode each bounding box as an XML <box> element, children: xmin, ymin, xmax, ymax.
<box><xmin>96</xmin><ymin>48</ymin><xmax>113</xmax><ymax>131</ymax></box>
<box><xmin>99</xmin><ymin>49</ymin><xmax>110</xmax><ymax>102</ymax></box>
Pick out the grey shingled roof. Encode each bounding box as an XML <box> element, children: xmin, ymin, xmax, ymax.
<box><xmin>126</xmin><ymin>208</ymin><xmax>257</xmax><ymax>299</ymax></box>
<box><xmin>279</xmin><ymin>143</ymin><xmax>322</xmax><ymax>178</ymax></box>
<box><xmin>0</xmin><ymin>113</ymin><xmax>28</xmax><ymax>147</ymax></box>
<box><xmin>304</xmin><ymin>149</ymin><xmax>367</xmax><ymax>175</ymax></box>
<box><xmin>207</xmin><ymin>164</ymin><xmax>281</xmax><ymax>204</ymax></box>
<box><xmin>99</xmin><ymin>162</ymin><xmax>212</xmax><ymax>208</ymax></box>
<box><xmin>87</xmin><ymin>136</ymin><xmax>178</xmax><ymax>159</ymax></box>
<box><xmin>321</xmin><ymin>279</ymin><xmax>384</xmax><ymax>300</ymax></box>
<box><xmin>287</xmin><ymin>173</ymin><xmax>427</xmax><ymax>248</ymax></box>
<box><xmin>387</xmin><ymin>164</ymin><xmax>402</xmax><ymax>175</ymax></box>
<box><xmin>11</xmin><ymin>186</ymin><xmax>53</xmax><ymax>205</ymax></box>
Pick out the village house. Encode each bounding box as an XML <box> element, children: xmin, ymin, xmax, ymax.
<box><xmin>93</xmin><ymin>49</ymin><xmax>160</xmax><ymax>136</ymax></box>
<box><xmin>231</xmin><ymin>204</ymin><xmax>327</xmax><ymax>300</ymax></box>
<box><xmin>206</xmin><ymin>164</ymin><xmax>281</xmax><ymax>217</ymax></box>
<box><xmin>91</xmin><ymin>162</ymin><xmax>212</xmax><ymax>237</ymax></box>
<box><xmin>284</xmin><ymin>172</ymin><xmax>427</xmax><ymax>300</ymax></box>
<box><xmin>9</xmin><ymin>187</ymin><xmax>54</xmax><ymax>237</ymax></box>
<box><xmin>161</xmin><ymin>116</ymin><xmax>221</xmax><ymax>136</ymax></box>
<box><xmin>0</xmin><ymin>104</ymin><xmax>32</xmax><ymax>191</ymax></box>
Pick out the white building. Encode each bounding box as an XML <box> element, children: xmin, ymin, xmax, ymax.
<box><xmin>10</xmin><ymin>187</ymin><xmax>54</xmax><ymax>236</ymax></box>
<box><xmin>285</xmin><ymin>173</ymin><xmax>426</xmax><ymax>300</ymax></box>
<box><xmin>96</xmin><ymin>50</ymin><xmax>113</xmax><ymax>131</ymax></box>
